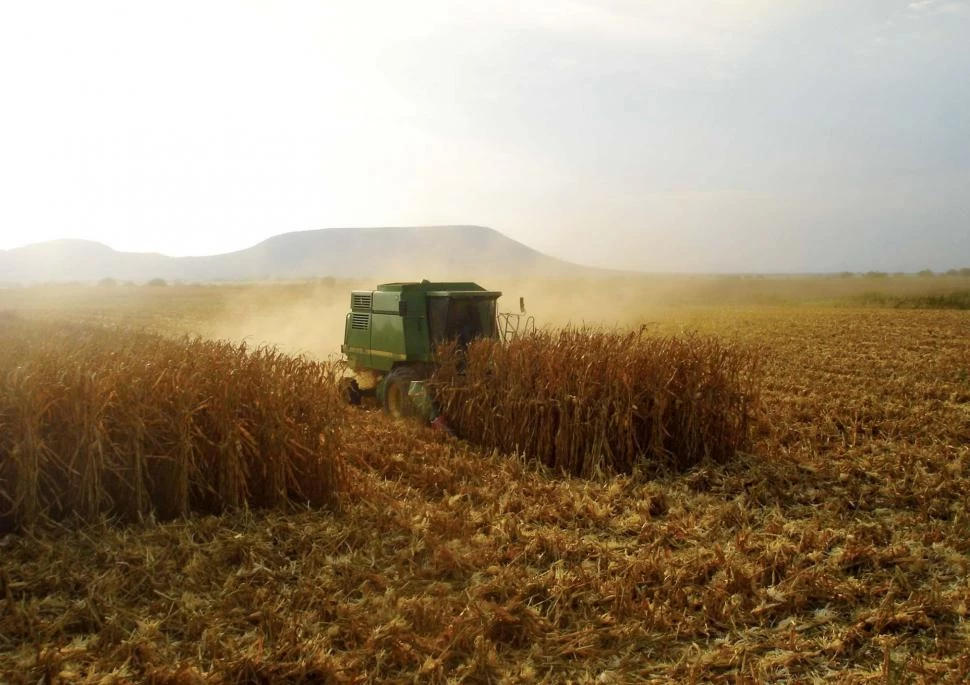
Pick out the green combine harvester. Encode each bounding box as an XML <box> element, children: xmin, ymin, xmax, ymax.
<box><xmin>341</xmin><ymin>280</ymin><xmax>508</xmax><ymax>424</ymax></box>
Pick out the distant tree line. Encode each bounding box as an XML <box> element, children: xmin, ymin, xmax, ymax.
<box><xmin>914</xmin><ymin>268</ymin><xmax>970</xmax><ymax>277</ymax></box>
<box><xmin>837</xmin><ymin>268</ymin><xmax>970</xmax><ymax>278</ymax></box>
<box><xmin>97</xmin><ymin>277</ymin><xmax>169</xmax><ymax>287</ymax></box>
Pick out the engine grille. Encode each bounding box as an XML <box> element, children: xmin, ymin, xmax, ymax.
<box><xmin>351</xmin><ymin>293</ymin><xmax>372</xmax><ymax>310</ymax></box>
<box><xmin>351</xmin><ymin>313</ymin><xmax>370</xmax><ymax>330</ymax></box>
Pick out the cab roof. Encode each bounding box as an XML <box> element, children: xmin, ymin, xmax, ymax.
<box><xmin>377</xmin><ymin>280</ymin><xmax>489</xmax><ymax>293</ymax></box>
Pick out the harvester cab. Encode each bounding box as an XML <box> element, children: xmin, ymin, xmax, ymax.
<box><xmin>340</xmin><ymin>280</ymin><xmax>502</xmax><ymax>421</ymax></box>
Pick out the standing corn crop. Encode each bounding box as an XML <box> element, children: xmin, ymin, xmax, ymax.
<box><xmin>0</xmin><ymin>319</ymin><xmax>346</xmax><ymax>532</ymax></box>
<box><xmin>431</xmin><ymin>328</ymin><xmax>762</xmax><ymax>477</ymax></box>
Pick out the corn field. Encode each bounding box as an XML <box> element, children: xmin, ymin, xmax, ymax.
<box><xmin>0</xmin><ymin>319</ymin><xmax>345</xmax><ymax>532</ymax></box>
<box><xmin>431</xmin><ymin>329</ymin><xmax>762</xmax><ymax>476</ymax></box>
<box><xmin>2</xmin><ymin>298</ymin><xmax>970</xmax><ymax>682</ymax></box>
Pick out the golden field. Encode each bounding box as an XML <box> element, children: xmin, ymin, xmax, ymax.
<box><xmin>1</xmin><ymin>276</ymin><xmax>969</xmax><ymax>683</ymax></box>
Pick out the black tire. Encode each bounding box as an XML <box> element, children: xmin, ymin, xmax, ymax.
<box><xmin>383</xmin><ymin>366</ymin><xmax>421</xmax><ymax>418</ymax></box>
<box><xmin>341</xmin><ymin>378</ymin><xmax>362</xmax><ymax>405</ymax></box>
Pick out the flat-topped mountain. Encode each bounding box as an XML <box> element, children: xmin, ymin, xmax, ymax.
<box><xmin>0</xmin><ymin>226</ymin><xmax>590</xmax><ymax>283</ymax></box>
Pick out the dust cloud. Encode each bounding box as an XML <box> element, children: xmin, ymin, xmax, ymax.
<box><xmin>486</xmin><ymin>276</ymin><xmax>710</xmax><ymax>331</ymax></box>
<box><xmin>195</xmin><ymin>275</ymin><xmax>755</xmax><ymax>360</ymax></box>
<box><xmin>200</xmin><ymin>280</ymin><xmax>371</xmax><ymax>360</ymax></box>
<box><xmin>194</xmin><ymin>271</ymin><xmax>897</xmax><ymax>360</ymax></box>
<box><xmin>3</xmin><ymin>272</ymin><xmax>949</xmax><ymax>363</ymax></box>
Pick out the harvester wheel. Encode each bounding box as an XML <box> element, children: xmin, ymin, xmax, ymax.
<box><xmin>383</xmin><ymin>366</ymin><xmax>420</xmax><ymax>419</ymax></box>
<box><xmin>341</xmin><ymin>378</ymin><xmax>362</xmax><ymax>405</ymax></box>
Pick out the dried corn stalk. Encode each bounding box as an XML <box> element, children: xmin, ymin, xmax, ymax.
<box><xmin>0</xmin><ymin>319</ymin><xmax>346</xmax><ymax>532</ymax></box>
<box><xmin>431</xmin><ymin>329</ymin><xmax>762</xmax><ymax>476</ymax></box>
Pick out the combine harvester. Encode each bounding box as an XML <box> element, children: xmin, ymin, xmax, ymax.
<box><xmin>340</xmin><ymin>280</ymin><xmax>531</xmax><ymax>426</ymax></box>
<box><xmin>341</xmin><ymin>281</ymin><xmax>760</xmax><ymax>476</ymax></box>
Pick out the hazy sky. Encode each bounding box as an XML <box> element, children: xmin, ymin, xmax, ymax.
<box><xmin>1</xmin><ymin>0</ymin><xmax>968</xmax><ymax>272</ymax></box>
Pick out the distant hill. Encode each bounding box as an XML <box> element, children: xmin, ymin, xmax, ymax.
<box><xmin>0</xmin><ymin>226</ymin><xmax>594</xmax><ymax>283</ymax></box>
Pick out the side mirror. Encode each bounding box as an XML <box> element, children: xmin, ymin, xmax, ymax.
<box><xmin>519</xmin><ymin>297</ymin><xmax>526</xmax><ymax>314</ymax></box>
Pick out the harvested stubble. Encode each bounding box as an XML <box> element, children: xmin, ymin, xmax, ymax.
<box><xmin>431</xmin><ymin>329</ymin><xmax>762</xmax><ymax>476</ymax></box>
<box><xmin>0</xmin><ymin>319</ymin><xmax>345</xmax><ymax>532</ymax></box>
